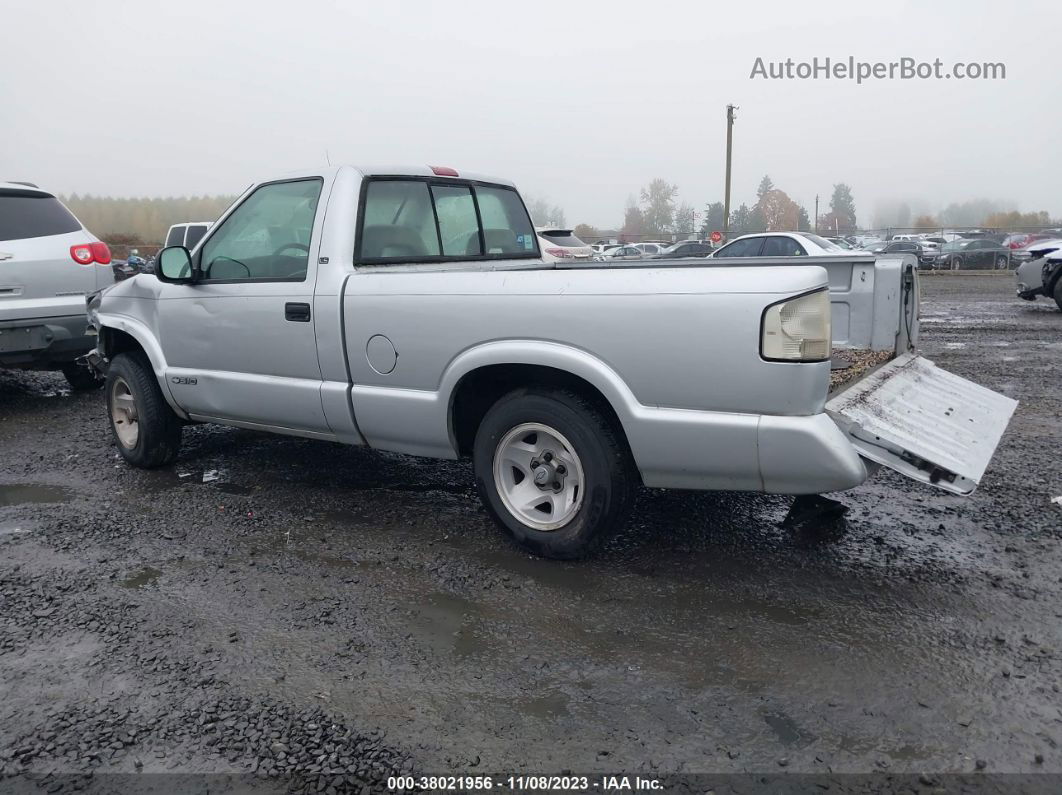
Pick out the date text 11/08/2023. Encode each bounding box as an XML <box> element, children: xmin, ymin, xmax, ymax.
<box><xmin>387</xmin><ymin>775</ymin><xmax>663</xmax><ymax>791</ymax></box>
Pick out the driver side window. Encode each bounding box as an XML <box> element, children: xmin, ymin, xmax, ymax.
<box><xmin>200</xmin><ymin>178</ymin><xmax>322</xmax><ymax>282</ymax></box>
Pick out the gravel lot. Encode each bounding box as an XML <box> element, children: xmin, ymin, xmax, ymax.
<box><xmin>1</xmin><ymin>272</ymin><xmax>1060</xmax><ymax>791</ymax></box>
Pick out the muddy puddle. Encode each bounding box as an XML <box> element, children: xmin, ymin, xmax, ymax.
<box><xmin>406</xmin><ymin>591</ymin><xmax>492</xmax><ymax>659</ymax></box>
<box><xmin>0</xmin><ymin>483</ymin><xmax>72</xmax><ymax>506</ymax></box>
<box><xmin>120</xmin><ymin>566</ymin><xmax>163</xmax><ymax>588</ymax></box>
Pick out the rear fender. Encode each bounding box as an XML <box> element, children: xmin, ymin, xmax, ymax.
<box><xmin>441</xmin><ymin>341</ymin><xmax>640</xmax><ymax>441</ymax></box>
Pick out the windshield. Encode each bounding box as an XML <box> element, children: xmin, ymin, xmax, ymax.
<box><xmin>662</xmin><ymin>242</ymin><xmax>691</xmax><ymax>254</ymax></box>
<box><xmin>798</xmin><ymin>233</ymin><xmax>843</xmax><ymax>251</ymax></box>
<box><xmin>941</xmin><ymin>241</ymin><xmax>965</xmax><ymax>252</ymax></box>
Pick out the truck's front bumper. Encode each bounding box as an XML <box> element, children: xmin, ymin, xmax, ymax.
<box><xmin>0</xmin><ymin>314</ymin><xmax>96</xmax><ymax>369</ymax></box>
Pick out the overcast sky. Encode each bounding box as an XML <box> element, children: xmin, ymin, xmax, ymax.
<box><xmin>3</xmin><ymin>0</ymin><xmax>1058</xmax><ymax>228</ymax></box>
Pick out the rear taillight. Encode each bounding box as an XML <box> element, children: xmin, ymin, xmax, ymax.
<box><xmin>70</xmin><ymin>242</ymin><xmax>111</xmax><ymax>265</ymax></box>
<box><xmin>90</xmin><ymin>242</ymin><xmax>111</xmax><ymax>264</ymax></box>
<box><xmin>761</xmin><ymin>288</ymin><xmax>832</xmax><ymax>362</ymax></box>
<box><xmin>544</xmin><ymin>247</ymin><xmax>574</xmax><ymax>258</ymax></box>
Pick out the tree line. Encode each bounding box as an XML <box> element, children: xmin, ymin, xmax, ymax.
<box><xmin>571</xmin><ymin>176</ymin><xmax>855</xmax><ymax>242</ymax></box>
<box><xmin>573</xmin><ymin>177</ymin><xmax>1059</xmax><ymax>243</ymax></box>
<box><xmin>61</xmin><ymin>195</ymin><xmax>237</xmax><ymax>245</ymax></box>
<box><xmin>61</xmin><ymin>187</ymin><xmax>1060</xmax><ymax>247</ymax></box>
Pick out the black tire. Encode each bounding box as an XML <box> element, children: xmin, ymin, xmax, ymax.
<box><xmin>105</xmin><ymin>351</ymin><xmax>182</xmax><ymax>468</ymax></box>
<box><xmin>61</xmin><ymin>361</ymin><xmax>104</xmax><ymax>391</ymax></box>
<box><xmin>952</xmin><ymin>256</ymin><xmax>963</xmax><ymax>271</ymax></box>
<box><xmin>1053</xmin><ymin>277</ymin><xmax>1062</xmax><ymax>312</ymax></box>
<box><xmin>996</xmin><ymin>255</ymin><xmax>1009</xmax><ymax>270</ymax></box>
<box><xmin>472</xmin><ymin>387</ymin><xmax>636</xmax><ymax>560</ymax></box>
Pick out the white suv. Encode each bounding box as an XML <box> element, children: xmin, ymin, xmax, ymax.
<box><xmin>0</xmin><ymin>182</ymin><xmax>111</xmax><ymax>389</ymax></box>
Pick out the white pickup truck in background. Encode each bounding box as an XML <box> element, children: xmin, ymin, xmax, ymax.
<box><xmin>87</xmin><ymin>165</ymin><xmax>1017</xmax><ymax>558</ymax></box>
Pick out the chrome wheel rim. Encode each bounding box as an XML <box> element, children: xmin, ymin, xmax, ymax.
<box><xmin>493</xmin><ymin>422</ymin><xmax>584</xmax><ymax>531</ymax></box>
<box><xmin>110</xmin><ymin>376</ymin><xmax>139</xmax><ymax>449</ymax></box>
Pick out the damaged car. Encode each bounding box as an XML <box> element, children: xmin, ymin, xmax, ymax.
<box><xmin>1015</xmin><ymin>238</ymin><xmax>1062</xmax><ymax>304</ymax></box>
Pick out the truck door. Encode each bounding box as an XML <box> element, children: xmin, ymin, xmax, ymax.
<box><xmin>156</xmin><ymin>177</ymin><xmax>332</xmax><ymax>434</ymax></box>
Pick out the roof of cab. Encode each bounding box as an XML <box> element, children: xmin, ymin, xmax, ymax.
<box><xmin>264</xmin><ymin>165</ymin><xmax>517</xmax><ymax>189</ymax></box>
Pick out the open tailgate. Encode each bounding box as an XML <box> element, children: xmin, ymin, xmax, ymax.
<box><xmin>826</xmin><ymin>353</ymin><xmax>1017</xmax><ymax>495</ymax></box>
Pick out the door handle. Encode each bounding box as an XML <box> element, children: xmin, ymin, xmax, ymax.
<box><xmin>285</xmin><ymin>302</ymin><xmax>311</xmax><ymax>322</ymax></box>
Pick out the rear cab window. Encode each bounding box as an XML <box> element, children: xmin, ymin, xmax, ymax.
<box><xmin>0</xmin><ymin>189</ymin><xmax>81</xmax><ymax>241</ymax></box>
<box><xmin>165</xmin><ymin>226</ymin><xmax>186</xmax><ymax>247</ymax></box>
<box><xmin>184</xmin><ymin>224</ymin><xmax>209</xmax><ymax>249</ymax></box>
<box><xmin>356</xmin><ymin>177</ymin><xmax>538</xmax><ymax>263</ymax></box>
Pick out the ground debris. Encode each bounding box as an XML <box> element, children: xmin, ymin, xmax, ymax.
<box><xmin>829</xmin><ymin>348</ymin><xmax>894</xmax><ymax>391</ymax></box>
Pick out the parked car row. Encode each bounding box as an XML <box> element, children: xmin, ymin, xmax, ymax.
<box><xmin>866</xmin><ymin>238</ymin><xmax>1011</xmax><ymax>270</ymax></box>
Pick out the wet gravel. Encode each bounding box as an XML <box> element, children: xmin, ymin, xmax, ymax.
<box><xmin>1</xmin><ymin>272</ymin><xmax>1061</xmax><ymax>790</ymax></box>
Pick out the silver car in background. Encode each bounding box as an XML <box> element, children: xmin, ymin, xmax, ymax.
<box><xmin>0</xmin><ymin>183</ymin><xmax>111</xmax><ymax>389</ymax></box>
<box><xmin>1016</xmin><ymin>238</ymin><xmax>1062</xmax><ymax>305</ymax></box>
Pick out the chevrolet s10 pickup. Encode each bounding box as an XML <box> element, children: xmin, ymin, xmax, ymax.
<box><xmin>86</xmin><ymin>165</ymin><xmax>1017</xmax><ymax>558</ymax></box>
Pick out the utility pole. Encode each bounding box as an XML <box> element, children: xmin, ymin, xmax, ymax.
<box><xmin>723</xmin><ymin>104</ymin><xmax>737</xmax><ymax>236</ymax></box>
<box><xmin>814</xmin><ymin>195</ymin><xmax>819</xmax><ymax>233</ymax></box>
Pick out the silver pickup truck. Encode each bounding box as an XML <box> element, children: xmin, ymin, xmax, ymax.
<box><xmin>87</xmin><ymin>165</ymin><xmax>1017</xmax><ymax>558</ymax></box>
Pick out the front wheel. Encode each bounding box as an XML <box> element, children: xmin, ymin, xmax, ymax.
<box><xmin>1053</xmin><ymin>278</ymin><xmax>1062</xmax><ymax>312</ymax></box>
<box><xmin>105</xmin><ymin>352</ymin><xmax>182</xmax><ymax>468</ymax></box>
<box><xmin>996</xmin><ymin>255</ymin><xmax>1009</xmax><ymax>270</ymax></box>
<box><xmin>952</xmin><ymin>256</ymin><xmax>963</xmax><ymax>271</ymax></box>
<box><xmin>473</xmin><ymin>388</ymin><xmax>636</xmax><ymax>559</ymax></box>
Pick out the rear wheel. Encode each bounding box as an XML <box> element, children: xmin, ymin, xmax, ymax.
<box><xmin>61</xmin><ymin>361</ymin><xmax>103</xmax><ymax>391</ymax></box>
<box><xmin>952</xmin><ymin>256</ymin><xmax>963</xmax><ymax>271</ymax></box>
<box><xmin>1053</xmin><ymin>277</ymin><xmax>1062</xmax><ymax>312</ymax></box>
<box><xmin>996</xmin><ymin>255</ymin><xmax>1009</xmax><ymax>270</ymax></box>
<box><xmin>473</xmin><ymin>388</ymin><xmax>636</xmax><ymax>559</ymax></box>
<box><xmin>105</xmin><ymin>352</ymin><xmax>182</xmax><ymax>468</ymax></box>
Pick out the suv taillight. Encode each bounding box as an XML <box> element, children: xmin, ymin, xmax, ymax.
<box><xmin>90</xmin><ymin>242</ymin><xmax>111</xmax><ymax>264</ymax></box>
<box><xmin>70</xmin><ymin>242</ymin><xmax>112</xmax><ymax>265</ymax></box>
<box><xmin>545</xmin><ymin>247</ymin><xmax>574</xmax><ymax>258</ymax></box>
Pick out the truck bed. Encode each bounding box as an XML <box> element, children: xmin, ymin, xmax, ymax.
<box><xmin>829</xmin><ymin>348</ymin><xmax>894</xmax><ymax>392</ymax></box>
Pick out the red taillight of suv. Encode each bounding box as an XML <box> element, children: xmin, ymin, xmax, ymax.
<box><xmin>544</xmin><ymin>247</ymin><xmax>575</xmax><ymax>258</ymax></box>
<box><xmin>70</xmin><ymin>242</ymin><xmax>112</xmax><ymax>265</ymax></box>
<box><xmin>90</xmin><ymin>242</ymin><xmax>111</xmax><ymax>264</ymax></box>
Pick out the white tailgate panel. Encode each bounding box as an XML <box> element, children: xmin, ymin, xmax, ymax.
<box><xmin>826</xmin><ymin>353</ymin><xmax>1017</xmax><ymax>495</ymax></box>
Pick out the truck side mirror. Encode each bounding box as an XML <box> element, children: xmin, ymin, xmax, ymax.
<box><xmin>156</xmin><ymin>246</ymin><xmax>197</xmax><ymax>284</ymax></box>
